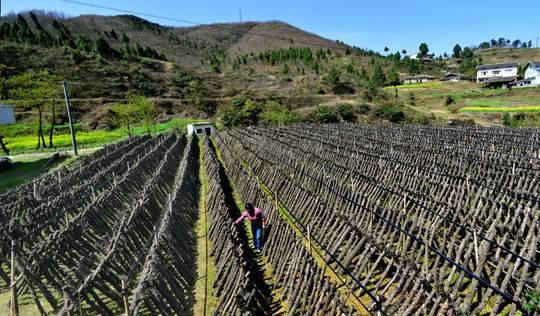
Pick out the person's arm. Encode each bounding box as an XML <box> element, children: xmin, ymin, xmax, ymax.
<box><xmin>234</xmin><ymin>212</ymin><xmax>246</xmax><ymax>225</ymax></box>
<box><xmin>261</xmin><ymin>210</ymin><xmax>267</xmax><ymax>228</ymax></box>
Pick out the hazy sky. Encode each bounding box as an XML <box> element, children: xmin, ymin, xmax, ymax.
<box><xmin>3</xmin><ymin>0</ymin><xmax>539</xmax><ymax>55</ymax></box>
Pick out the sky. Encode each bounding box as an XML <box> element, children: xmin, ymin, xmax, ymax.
<box><xmin>2</xmin><ymin>0</ymin><xmax>539</xmax><ymax>56</ymax></box>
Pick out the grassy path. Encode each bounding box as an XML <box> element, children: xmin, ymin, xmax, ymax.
<box><xmin>193</xmin><ymin>139</ymin><xmax>217</xmax><ymax>315</ymax></box>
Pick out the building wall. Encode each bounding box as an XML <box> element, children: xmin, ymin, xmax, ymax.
<box><xmin>404</xmin><ymin>78</ymin><xmax>433</xmax><ymax>84</ymax></box>
<box><xmin>524</xmin><ymin>66</ymin><xmax>540</xmax><ymax>86</ymax></box>
<box><xmin>0</xmin><ymin>105</ymin><xmax>15</xmax><ymax>125</ymax></box>
<box><xmin>477</xmin><ymin>66</ymin><xmax>518</xmax><ymax>82</ymax></box>
<box><xmin>187</xmin><ymin>124</ymin><xmax>214</xmax><ymax>135</ymax></box>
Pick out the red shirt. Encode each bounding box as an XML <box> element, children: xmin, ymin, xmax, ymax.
<box><xmin>234</xmin><ymin>208</ymin><xmax>266</xmax><ymax>227</ymax></box>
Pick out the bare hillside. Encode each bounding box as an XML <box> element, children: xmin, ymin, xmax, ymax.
<box><xmin>226</xmin><ymin>21</ymin><xmax>345</xmax><ymax>56</ymax></box>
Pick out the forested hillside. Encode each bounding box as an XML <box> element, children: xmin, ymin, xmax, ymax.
<box><xmin>1</xmin><ymin>11</ymin><xmax>539</xmax><ymax>129</ymax></box>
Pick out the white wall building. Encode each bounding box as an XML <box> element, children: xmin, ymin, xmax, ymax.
<box><xmin>476</xmin><ymin>62</ymin><xmax>519</xmax><ymax>83</ymax></box>
<box><xmin>519</xmin><ymin>61</ymin><xmax>540</xmax><ymax>87</ymax></box>
<box><xmin>0</xmin><ymin>103</ymin><xmax>15</xmax><ymax>125</ymax></box>
<box><xmin>403</xmin><ymin>75</ymin><xmax>434</xmax><ymax>84</ymax></box>
<box><xmin>187</xmin><ymin>122</ymin><xmax>214</xmax><ymax>136</ymax></box>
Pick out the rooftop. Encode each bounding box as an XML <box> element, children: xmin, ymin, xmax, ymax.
<box><xmin>188</xmin><ymin>122</ymin><xmax>213</xmax><ymax>126</ymax></box>
<box><xmin>483</xmin><ymin>76</ymin><xmax>518</xmax><ymax>84</ymax></box>
<box><xmin>440</xmin><ymin>73</ymin><xmax>469</xmax><ymax>80</ymax></box>
<box><xmin>403</xmin><ymin>75</ymin><xmax>434</xmax><ymax>79</ymax></box>
<box><xmin>476</xmin><ymin>62</ymin><xmax>519</xmax><ymax>70</ymax></box>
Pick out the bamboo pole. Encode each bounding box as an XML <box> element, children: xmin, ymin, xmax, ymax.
<box><xmin>78</xmin><ymin>292</ymin><xmax>83</xmax><ymax>316</ymax></box>
<box><xmin>307</xmin><ymin>225</ymin><xmax>312</xmax><ymax>256</ymax></box>
<box><xmin>62</xmin><ymin>287</ymin><xmax>71</xmax><ymax>316</ymax></box>
<box><xmin>122</xmin><ymin>280</ymin><xmax>130</xmax><ymax>316</ymax></box>
<box><xmin>10</xmin><ymin>240</ymin><xmax>19</xmax><ymax>316</ymax></box>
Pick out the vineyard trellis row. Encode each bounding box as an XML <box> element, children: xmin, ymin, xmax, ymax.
<box><xmin>217</xmin><ymin>124</ymin><xmax>539</xmax><ymax>315</ymax></box>
<box><xmin>202</xmin><ymin>137</ymin><xmax>271</xmax><ymax>314</ymax></box>
<box><xmin>0</xmin><ymin>134</ymin><xmax>202</xmax><ymax>315</ymax></box>
<box><xmin>214</xmin><ymin>134</ymin><xmax>373</xmax><ymax>315</ymax></box>
<box><xmin>0</xmin><ymin>124</ymin><xmax>538</xmax><ymax>315</ymax></box>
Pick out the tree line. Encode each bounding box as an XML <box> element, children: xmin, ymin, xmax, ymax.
<box><xmin>0</xmin><ymin>13</ymin><xmax>167</xmax><ymax>62</ymax></box>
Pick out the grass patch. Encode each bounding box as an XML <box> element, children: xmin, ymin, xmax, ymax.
<box><xmin>391</xmin><ymin>82</ymin><xmax>442</xmax><ymax>90</ymax></box>
<box><xmin>460</xmin><ymin>106</ymin><xmax>540</xmax><ymax>113</ymax></box>
<box><xmin>0</xmin><ymin>149</ymin><xmax>98</xmax><ymax>193</ymax></box>
<box><xmin>2</xmin><ymin>118</ymin><xmax>205</xmax><ymax>155</ymax></box>
<box><xmin>194</xmin><ymin>138</ymin><xmax>217</xmax><ymax>315</ymax></box>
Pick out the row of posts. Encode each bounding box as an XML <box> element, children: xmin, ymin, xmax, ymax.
<box><xmin>9</xmin><ymin>244</ymin><xmax>131</xmax><ymax>316</ymax></box>
<box><xmin>8</xmin><ymin>81</ymin><xmax>76</xmax><ymax>315</ymax></box>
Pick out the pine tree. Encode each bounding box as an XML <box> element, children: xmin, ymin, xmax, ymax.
<box><xmin>462</xmin><ymin>47</ymin><xmax>473</xmax><ymax>59</ymax></box>
<box><xmin>386</xmin><ymin>68</ymin><xmax>401</xmax><ymax>87</ymax></box>
<box><xmin>371</xmin><ymin>64</ymin><xmax>386</xmax><ymax>87</ymax></box>
<box><xmin>419</xmin><ymin>43</ymin><xmax>429</xmax><ymax>56</ymax></box>
<box><xmin>452</xmin><ymin>44</ymin><xmax>462</xmax><ymax>58</ymax></box>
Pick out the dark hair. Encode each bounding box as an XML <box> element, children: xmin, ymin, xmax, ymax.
<box><xmin>245</xmin><ymin>203</ymin><xmax>254</xmax><ymax>211</ymax></box>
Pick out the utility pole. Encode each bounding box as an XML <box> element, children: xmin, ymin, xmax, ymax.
<box><xmin>61</xmin><ymin>81</ymin><xmax>78</xmax><ymax>156</ymax></box>
<box><xmin>239</xmin><ymin>8</ymin><xmax>242</xmax><ymax>23</ymax></box>
<box><xmin>536</xmin><ymin>35</ymin><xmax>539</xmax><ymax>48</ymax></box>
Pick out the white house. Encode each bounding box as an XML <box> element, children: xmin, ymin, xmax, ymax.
<box><xmin>403</xmin><ymin>75</ymin><xmax>434</xmax><ymax>84</ymax></box>
<box><xmin>187</xmin><ymin>122</ymin><xmax>213</xmax><ymax>136</ymax></box>
<box><xmin>0</xmin><ymin>103</ymin><xmax>15</xmax><ymax>125</ymax></box>
<box><xmin>515</xmin><ymin>61</ymin><xmax>540</xmax><ymax>87</ymax></box>
<box><xmin>476</xmin><ymin>62</ymin><xmax>519</xmax><ymax>87</ymax></box>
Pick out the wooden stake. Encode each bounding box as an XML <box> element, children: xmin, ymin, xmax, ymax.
<box><xmin>10</xmin><ymin>240</ymin><xmax>19</xmax><ymax>316</ymax></box>
<box><xmin>307</xmin><ymin>225</ymin><xmax>312</xmax><ymax>256</ymax></box>
<box><xmin>122</xmin><ymin>279</ymin><xmax>130</xmax><ymax>316</ymax></box>
<box><xmin>78</xmin><ymin>292</ymin><xmax>82</xmax><ymax>316</ymax></box>
<box><xmin>62</xmin><ymin>287</ymin><xmax>71</xmax><ymax>316</ymax></box>
<box><xmin>473</xmin><ymin>231</ymin><xmax>479</xmax><ymax>266</ymax></box>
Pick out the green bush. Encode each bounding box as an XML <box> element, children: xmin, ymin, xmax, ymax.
<box><xmin>316</xmin><ymin>106</ymin><xmax>338</xmax><ymax>123</ymax></box>
<box><xmin>261</xmin><ymin>101</ymin><xmax>302</xmax><ymax>126</ymax></box>
<box><xmin>412</xmin><ymin>114</ymin><xmax>431</xmax><ymax>125</ymax></box>
<box><xmin>217</xmin><ymin>98</ymin><xmax>262</xmax><ymax>128</ymax></box>
<box><xmin>374</xmin><ymin>103</ymin><xmax>404</xmax><ymax>123</ymax></box>
<box><xmin>524</xmin><ymin>290</ymin><xmax>540</xmax><ymax>313</ymax></box>
<box><xmin>337</xmin><ymin>103</ymin><xmax>355</xmax><ymax>122</ymax></box>
<box><xmin>357</xmin><ymin>102</ymin><xmax>370</xmax><ymax>115</ymax></box>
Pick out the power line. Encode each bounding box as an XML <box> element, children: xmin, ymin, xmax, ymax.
<box><xmin>56</xmin><ymin>0</ymin><xmax>352</xmax><ymax>52</ymax></box>
<box><xmin>59</xmin><ymin>0</ymin><xmax>200</xmax><ymax>25</ymax></box>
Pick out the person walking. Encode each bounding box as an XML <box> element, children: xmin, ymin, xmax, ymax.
<box><xmin>234</xmin><ymin>203</ymin><xmax>266</xmax><ymax>252</ymax></box>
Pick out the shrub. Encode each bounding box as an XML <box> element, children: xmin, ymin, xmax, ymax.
<box><xmin>374</xmin><ymin>103</ymin><xmax>404</xmax><ymax>123</ymax></box>
<box><xmin>524</xmin><ymin>290</ymin><xmax>540</xmax><ymax>313</ymax></box>
<box><xmin>332</xmin><ymin>82</ymin><xmax>355</xmax><ymax>95</ymax></box>
<box><xmin>261</xmin><ymin>101</ymin><xmax>302</xmax><ymax>126</ymax></box>
<box><xmin>316</xmin><ymin>106</ymin><xmax>338</xmax><ymax>123</ymax></box>
<box><xmin>357</xmin><ymin>102</ymin><xmax>370</xmax><ymax>115</ymax></box>
<box><xmin>337</xmin><ymin>103</ymin><xmax>355</xmax><ymax>122</ymax></box>
<box><xmin>412</xmin><ymin>114</ymin><xmax>431</xmax><ymax>125</ymax></box>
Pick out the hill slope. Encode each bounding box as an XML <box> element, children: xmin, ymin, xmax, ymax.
<box><xmin>1</xmin><ymin>11</ymin><xmax>539</xmax><ymax>130</ymax></box>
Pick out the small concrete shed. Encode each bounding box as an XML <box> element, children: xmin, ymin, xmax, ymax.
<box><xmin>0</xmin><ymin>103</ymin><xmax>15</xmax><ymax>125</ymax></box>
<box><xmin>187</xmin><ymin>122</ymin><xmax>214</xmax><ymax>136</ymax></box>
